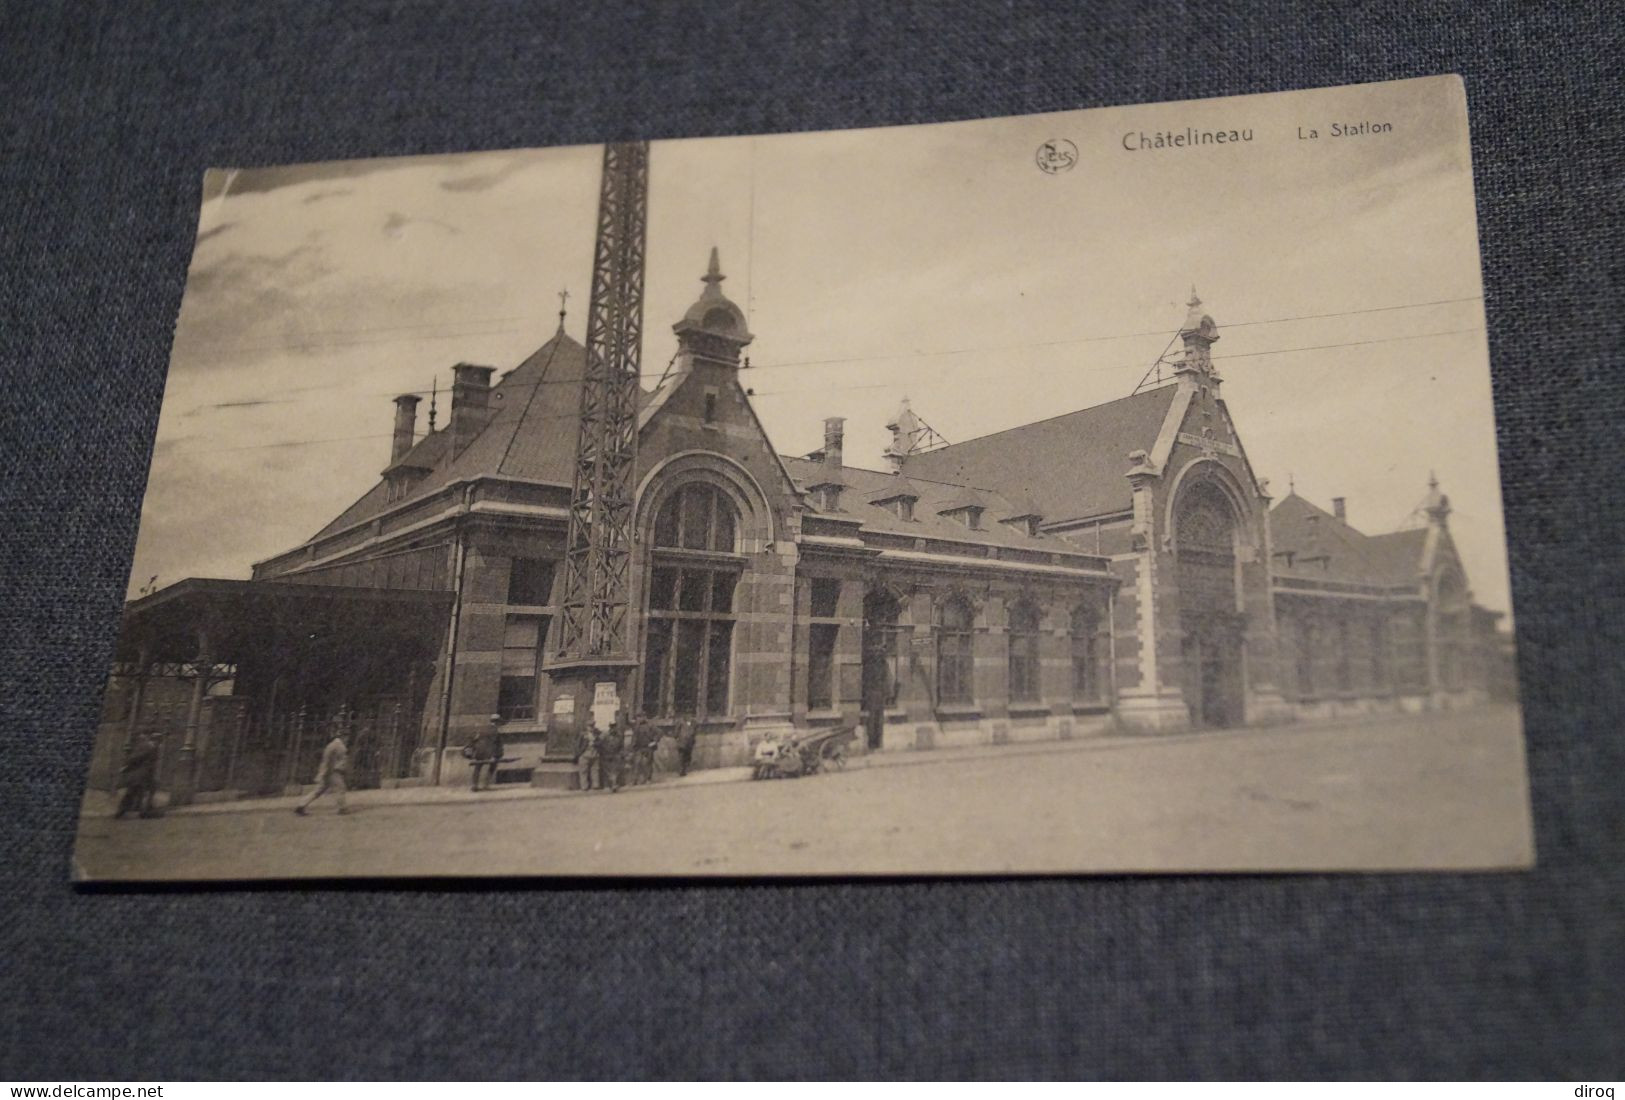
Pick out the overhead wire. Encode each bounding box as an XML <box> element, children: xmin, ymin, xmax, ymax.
<box><xmin>176</xmin><ymin>293</ymin><xmax>1486</xmax><ymax>408</ymax></box>
<box><xmin>163</xmin><ymin>324</ymin><xmax>1484</xmax><ymax>456</ymax></box>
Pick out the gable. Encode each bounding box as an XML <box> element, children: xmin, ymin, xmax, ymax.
<box><xmin>636</xmin><ymin>364</ymin><xmax>804</xmax><ymax>519</ymax></box>
<box><xmin>1270</xmin><ymin>493</ymin><xmax>1430</xmax><ymax>588</ymax></box>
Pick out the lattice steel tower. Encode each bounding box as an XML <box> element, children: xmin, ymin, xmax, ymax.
<box><xmin>552</xmin><ymin>141</ymin><xmax>650</xmax><ymax>667</ymax></box>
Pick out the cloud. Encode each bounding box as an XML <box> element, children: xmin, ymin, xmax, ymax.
<box><xmin>213</xmin><ymin>160</ymin><xmax>399</xmax><ymax>199</ymax></box>
<box><xmin>382</xmin><ymin>211</ymin><xmax>459</xmax><ymax>238</ymax></box>
<box><xmin>439</xmin><ymin>155</ymin><xmax>534</xmax><ymax>193</ymax></box>
<box><xmin>302</xmin><ymin>187</ymin><xmax>354</xmax><ymax>205</ymax></box>
<box><xmin>182</xmin><ymin>398</ymin><xmax>292</xmax><ymax>417</ymax></box>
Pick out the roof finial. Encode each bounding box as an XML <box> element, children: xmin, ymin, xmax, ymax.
<box><xmin>428</xmin><ymin>376</ymin><xmax>438</xmax><ymax>432</ymax></box>
<box><xmin>1188</xmin><ymin>284</ymin><xmax>1201</xmax><ymax>307</ymax></box>
<box><xmin>1288</xmin><ymin>470</ymin><xmax>1295</xmax><ymax>494</ymax></box>
<box><xmin>702</xmin><ymin>246</ymin><xmax>724</xmax><ymax>292</ymax></box>
<box><xmin>1427</xmin><ymin>469</ymin><xmax>1439</xmax><ymax>492</ymax></box>
<box><xmin>556</xmin><ymin>287</ymin><xmax>569</xmax><ymax>333</ymax></box>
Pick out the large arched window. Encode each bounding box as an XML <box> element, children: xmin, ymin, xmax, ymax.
<box><xmin>641</xmin><ymin>484</ymin><xmax>740</xmax><ymax>719</ymax></box>
<box><xmin>1174</xmin><ymin>480</ymin><xmax>1238</xmax><ymax>614</ymax></box>
<box><xmin>1007</xmin><ymin>601</ymin><xmax>1041</xmax><ymax>703</ymax></box>
<box><xmin>937</xmin><ymin>596</ymin><xmax>976</xmax><ymax>705</ymax></box>
<box><xmin>652</xmin><ymin>482</ymin><xmax>736</xmax><ymax>552</ymax></box>
<box><xmin>1070</xmin><ymin>603</ymin><xmax>1106</xmax><ymax>704</ymax></box>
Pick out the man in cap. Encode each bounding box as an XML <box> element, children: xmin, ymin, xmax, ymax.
<box><xmin>574</xmin><ymin>714</ymin><xmax>602</xmax><ymax>792</ymax></box>
<box><xmin>295</xmin><ymin>724</ymin><xmax>350</xmax><ymax>815</ymax></box>
<box><xmin>468</xmin><ymin>713</ymin><xmax>505</xmax><ymax>792</ymax></box>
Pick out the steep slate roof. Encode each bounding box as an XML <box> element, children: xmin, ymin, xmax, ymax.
<box><xmin>1269</xmin><ymin>492</ymin><xmax>1429</xmax><ymax>587</ymax></box>
<box><xmin>902</xmin><ymin>385</ymin><xmax>1179</xmax><ymax>524</ymax></box>
<box><xmin>781</xmin><ymin>457</ymin><xmax>1063</xmax><ymax>551</ymax></box>
<box><xmin>314</xmin><ymin>331</ymin><xmax>593</xmax><ymax>539</ymax></box>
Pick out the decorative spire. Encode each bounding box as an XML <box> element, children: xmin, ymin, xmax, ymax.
<box><xmin>427</xmin><ymin>376</ymin><xmax>438</xmax><ymax>432</ymax></box>
<box><xmin>1423</xmin><ymin>470</ymin><xmax>1451</xmax><ymax>525</ymax></box>
<box><xmin>701</xmin><ymin>246</ymin><xmax>725</xmax><ymax>295</ymax></box>
<box><xmin>1178</xmin><ymin>286</ymin><xmax>1219</xmax><ymax>374</ymax></box>
<box><xmin>556</xmin><ymin>287</ymin><xmax>570</xmax><ymax>333</ymax></box>
<box><xmin>1182</xmin><ymin>287</ymin><xmax>1208</xmax><ymax>334</ymax></box>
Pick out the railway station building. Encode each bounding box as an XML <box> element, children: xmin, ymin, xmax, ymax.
<box><xmin>97</xmin><ymin>253</ymin><xmax>1505</xmax><ymax>798</ymax></box>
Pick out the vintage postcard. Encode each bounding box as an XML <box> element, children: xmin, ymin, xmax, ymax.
<box><xmin>73</xmin><ymin>74</ymin><xmax>1533</xmax><ymax>880</ymax></box>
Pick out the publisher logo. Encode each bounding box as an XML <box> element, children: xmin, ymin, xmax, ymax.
<box><xmin>1036</xmin><ymin>139</ymin><xmax>1078</xmax><ymax>174</ymax></box>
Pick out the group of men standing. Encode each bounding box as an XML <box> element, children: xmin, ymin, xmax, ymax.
<box><xmin>574</xmin><ymin>712</ymin><xmax>697</xmax><ymax>793</ymax></box>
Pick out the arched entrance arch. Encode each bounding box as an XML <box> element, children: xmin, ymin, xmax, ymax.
<box><xmin>1170</xmin><ymin>473</ymin><xmax>1248</xmax><ymax>728</ymax></box>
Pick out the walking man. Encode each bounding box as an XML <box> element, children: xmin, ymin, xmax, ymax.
<box><xmin>469</xmin><ymin>714</ymin><xmax>505</xmax><ymax>792</ymax></box>
<box><xmin>295</xmin><ymin>726</ymin><xmax>349</xmax><ymax>815</ymax></box>
<box><xmin>575</xmin><ymin>716</ymin><xmax>601</xmax><ymax>792</ymax></box>
<box><xmin>675</xmin><ymin>715</ymin><xmax>697</xmax><ymax>777</ymax></box>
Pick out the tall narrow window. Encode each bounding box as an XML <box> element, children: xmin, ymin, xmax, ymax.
<box><xmin>807</xmin><ymin>577</ymin><xmax>841</xmax><ymax>711</ymax></box>
<box><xmin>1007</xmin><ymin>601</ymin><xmax>1041</xmax><ymax>703</ymax></box>
<box><xmin>1296</xmin><ymin>613</ymin><xmax>1317</xmax><ymax>698</ymax></box>
<box><xmin>1370</xmin><ymin>617</ymin><xmax>1390</xmax><ymax>693</ymax></box>
<box><xmin>1435</xmin><ymin>572</ymin><xmax>1468</xmax><ymax>691</ymax></box>
<box><xmin>1392</xmin><ymin>606</ymin><xmax>1426</xmax><ymax>691</ymax></box>
<box><xmin>1071</xmin><ymin>604</ymin><xmax>1105</xmax><ymax>703</ymax></box>
<box><xmin>808</xmin><ymin>624</ymin><xmax>838</xmax><ymax>710</ymax></box>
<box><xmin>498</xmin><ymin>616</ymin><xmax>549</xmax><ymax>720</ymax></box>
<box><xmin>1335</xmin><ymin>616</ymin><xmax>1353</xmax><ymax>693</ymax></box>
<box><xmin>937</xmin><ymin>597</ymin><xmax>976</xmax><ymax>705</ymax></box>
<box><xmin>862</xmin><ymin>590</ymin><xmax>904</xmax><ymax>720</ymax></box>
<box><xmin>641</xmin><ymin>485</ymin><xmax>740</xmax><ymax>719</ymax></box>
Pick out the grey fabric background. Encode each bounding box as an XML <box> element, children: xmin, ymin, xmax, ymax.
<box><xmin>2</xmin><ymin>0</ymin><xmax>1620</xmax><ymax>1080</ymax></box>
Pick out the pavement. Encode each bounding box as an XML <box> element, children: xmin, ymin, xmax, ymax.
<box><xmin>72</xmin><ymin>705</ymin><xmax>1535</xmax><ymax>880</ymax></box>
<box><xmin>79</xmin><ymin>710</ymin><xmax>1402</xmax><ymax>820</ymax></box>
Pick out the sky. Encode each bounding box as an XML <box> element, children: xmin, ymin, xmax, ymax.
<box><xmin>132</xmin><ymin>75</ymin><xmax>1512</xmax><ymax>616</ymax></box>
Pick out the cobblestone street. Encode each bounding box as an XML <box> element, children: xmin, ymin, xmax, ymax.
<box><xmin>73</xmin><ymin>705</ymin><xmax>1532</xmax><ymax>880</ymax></box>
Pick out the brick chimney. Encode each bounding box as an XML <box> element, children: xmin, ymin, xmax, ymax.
<box><xmin>823</xmin><ymin>416</ymin><xmax>844</xmax><ymax>472</ymax></box>
<box><xmin>391</xmin><ymin>394</ymin><xmax>420</xmax><ymax>464</ymax></box>
<box><xmin>1332</xmin><ymin>496</ymin><xmax>1346</xmax><ymax>523</ymax></box>
<box><xmin>451</xmin><ymin>363</ymin><xmax>496</xmax><ymax>456</ymax></box>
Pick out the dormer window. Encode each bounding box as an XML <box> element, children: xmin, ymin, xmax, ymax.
<box><xmin>809</xmin><ymin>483</ymin><xmax>842</xmax><ymax>512</ymax></box>
<box><xmin>941</xmin><ymin>505</ymin><xmax>984</xmax><ymax>530</ymax></box>
<box><xmin>1001</xmin><ymin>513</ymin><xmax>1043</xmax><ymax>537</ymax></box>
<box><xmin>873</xmin><ymin>494</ymin><xmax>917</xmax><ymax>521</ymax></box>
